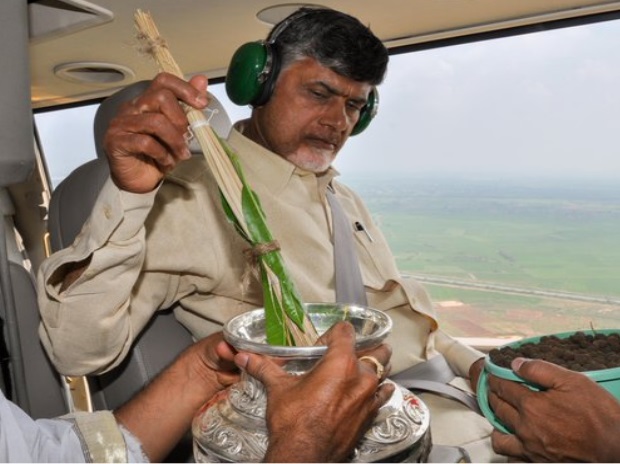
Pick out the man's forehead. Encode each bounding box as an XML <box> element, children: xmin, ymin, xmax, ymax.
<box><xmin>314</xmin><ymin>79</ymin><xmax>372</xmax><ymax>102</ymax></box>
<box><xmin>287</xmin><ymin>58</ymin><xmax>372</xmax><ymax>98</ymax></box>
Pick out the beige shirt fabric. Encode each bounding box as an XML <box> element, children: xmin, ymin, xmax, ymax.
<box><xmin>37</xmin><ymin>121</ymin><xmax>483</xmax><ymax>378</ymax></box>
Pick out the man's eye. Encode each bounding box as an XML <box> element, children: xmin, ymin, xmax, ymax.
<box><xmin>347</xmin><ymin>101</ymin><xmax>364</xmax><ymax>112</ymax></box>
<box><xmin>311</xmin><ymin>90</ymin><xmax>328</xmax><ymax>100</ymax></box>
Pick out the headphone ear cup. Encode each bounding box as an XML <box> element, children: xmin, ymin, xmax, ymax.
<box><xmin>350</xmin><ymin>88</ymin><xmax>379</xmax><ymax>136</ymax></box>
<box><xmin>225</xmin><ymin>42</ymin><xmax>270</xmax><ymax>106</ymax></box>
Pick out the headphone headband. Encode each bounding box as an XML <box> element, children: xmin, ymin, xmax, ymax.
<box><xmin>267</xmin><ymin>8</ymin><xmax>318</xmax><ymax>44</ymax></box>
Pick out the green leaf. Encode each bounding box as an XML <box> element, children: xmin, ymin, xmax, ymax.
<box><xmin>241</xmin><ymin>186</ymin><xmax>272</xmax><ymax>244</ymax></box>
<box><xmin>261</xmin><ymin>263</ymin><xmax>288</xmax><ymax>345</ymax></box>
<box><xmin>220</xmin><ymin>190</ymin><xmax>250</xmax><ymax>242</ymax></box>
<box><xmin>260</xmin><ymin>252</ymin><xmax>306</xmax><ymax>328</ymax></box>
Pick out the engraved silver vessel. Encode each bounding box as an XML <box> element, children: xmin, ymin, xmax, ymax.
<box><xmin>192</xmin><ymin>303</ymin><xmax>431</xmax><ymax>462</ymax></box>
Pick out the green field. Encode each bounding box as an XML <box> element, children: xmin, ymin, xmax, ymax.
<box><xmin>342</xmin><ymin>174</ymin><xmax>620</xmax><ymax>337</ymax></box>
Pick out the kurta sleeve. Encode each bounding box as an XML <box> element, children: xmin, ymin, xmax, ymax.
<box><xmin>0</xmin><ymin>391</ymin><xmax>147</xmax><ymax>463</ymax></box>
<box><xmin>433</xmin><ymin>329</ymin><xmax>485</xmax><ymax>378</ymax></box>
<box><xmin>37</xmin><ymin>178</ymin><xmax>164</xmax><ymax>376</ymax></box>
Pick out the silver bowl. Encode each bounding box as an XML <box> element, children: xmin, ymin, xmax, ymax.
<box><xmin>224</xmin><ymin>302</ymin><xmax>392</xmax><ymax>355</ymax></box>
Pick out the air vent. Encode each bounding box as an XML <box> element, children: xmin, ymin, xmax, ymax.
<box><xmin>54</xmin><ymin>62</ymin><xmax>134</xmax><ymax>86</ymax></box>
<box><xmin>28</xmin><ymin>0</ymin><xmax>113</xmax><ymax>43</ymax></box>
<box><xmin>256</xmin><ymin>3</ymin><xmax>325</xmax><ymax>25</ymax></box>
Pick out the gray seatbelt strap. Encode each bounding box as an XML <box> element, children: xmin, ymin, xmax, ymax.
<box><xmin>326</xmin><ymin>187</ymin><xmax>481</xmax><ymax>416</ymax></box>
<box><xmin>326</xmin><ymin>188</ymin><xmax>368</xmax><ymax>307</ymax></box>
<box><xmin>390</xmin><ymin>354</ymin><xmax>481</xmax><ymax>414</ymax></box>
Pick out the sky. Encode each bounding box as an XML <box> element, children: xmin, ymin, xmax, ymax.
<box><xmin>335</xmin><ymin>19</ymin><xmax>620</xmax><ymax>180</ymax></box>
<box><xmin>37</xmin><ymin>17</ymin><xmax>620</xmax><ymax>187</ymax></box>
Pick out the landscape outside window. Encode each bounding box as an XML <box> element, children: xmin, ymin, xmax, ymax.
<box><xmin>37</xmin><ymin>18</ymin><xmax>620</xmax><ymax>341</ymax></box>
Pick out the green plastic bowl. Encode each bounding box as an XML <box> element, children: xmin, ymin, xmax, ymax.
<box><xmin>477</xmin><ymin>328</ymin><xmax>620</xmax><ymax>433</ymax></box>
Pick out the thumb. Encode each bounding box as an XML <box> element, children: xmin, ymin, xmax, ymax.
<box><xmin>188</xmin><ymin>74</ymin><xmax>209</xmax><ymax>107</ymax></box>
<box><xmin>511</xmin><ymin>357</ymin><xmax>571</xmax><ymax>389</ymax></box>
<box><xmin>234</xmin><ymin>352</ymin><xmax>287</xmax><ymax>388</ymax></box>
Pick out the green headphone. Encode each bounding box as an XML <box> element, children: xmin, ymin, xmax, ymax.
<box><xmin>225</xmin><ymin>9</ymin><xmax>378</xmax><ymax>136</ymax></box>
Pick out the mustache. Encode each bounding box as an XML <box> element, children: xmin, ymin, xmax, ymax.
<box><xmin>307</xmin><ymin>132</ymin><xmax>341</xmax><ymax>147</ymax></box>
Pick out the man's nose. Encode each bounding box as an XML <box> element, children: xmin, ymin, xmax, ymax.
<box><xmin>320</xmin><ymin>100</ymin><xmax>350</xmax><ymax>131</ymax></box>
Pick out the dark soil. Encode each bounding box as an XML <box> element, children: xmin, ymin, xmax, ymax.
<box><xmin>489</xmin><ymin>331</ymin><xmax>620</xmax><ymax>372</ymax></box>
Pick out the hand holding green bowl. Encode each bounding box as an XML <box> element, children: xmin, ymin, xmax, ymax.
<box><xmin>477</xmin><ymin>329</ymin><xmax>620</xmax><ymax>433</ymax></box>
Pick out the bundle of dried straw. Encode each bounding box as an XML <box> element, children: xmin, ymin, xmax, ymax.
<box><xmin>134</xmin><ymin>9</ymin><xmax>318</xmax><ymax>346</ymax></box>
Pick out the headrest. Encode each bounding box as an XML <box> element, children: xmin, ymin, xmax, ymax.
<box><xmin>94</xmin><ymin>80</ymin><xmax>233</xmax><ymax>158</ymax></box>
